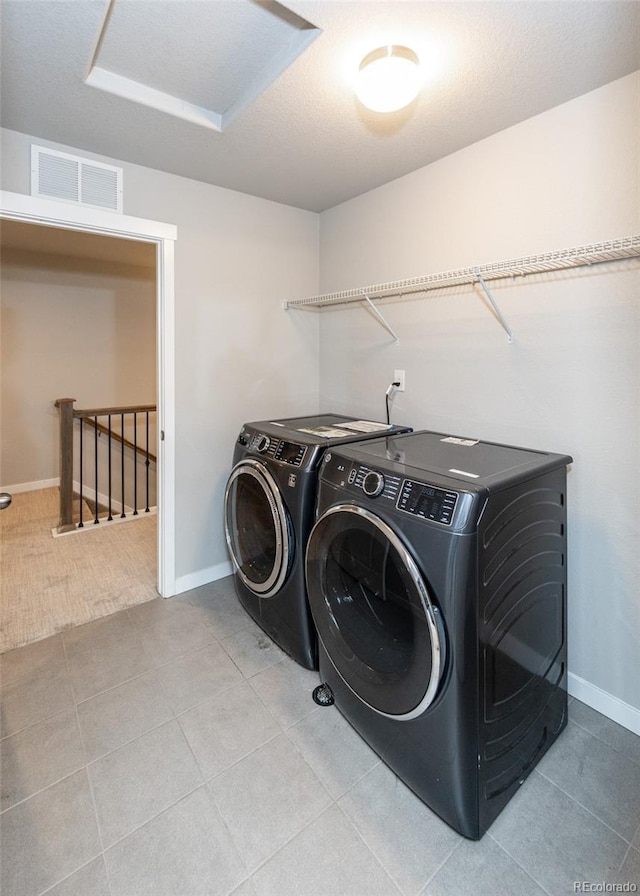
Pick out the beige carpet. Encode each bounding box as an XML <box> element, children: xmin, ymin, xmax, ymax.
<box><xmin>0</xmin><ymin>488</ymin><xmax>157</xmax><ymax>653</ymax></box>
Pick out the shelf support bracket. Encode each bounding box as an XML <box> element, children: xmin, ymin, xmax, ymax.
<box><xmin>473</xmin><ymin>268</ymin><xmax>513</xmax><ymax>343</ymax></box>
<box><xmin>361</xmin><ymin>292</ymin><xmax>399</xmax><ymax>344</ymax></box>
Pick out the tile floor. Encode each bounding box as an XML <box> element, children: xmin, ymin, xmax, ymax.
<box><xmin>1</xmin><ymin>575</ymin><xmax>639</xmax><ymax>896</ymax></box>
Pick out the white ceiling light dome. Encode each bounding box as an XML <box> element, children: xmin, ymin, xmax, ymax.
<box><xmin>356</xmin><ymin>45</ymin><xmax>423</xmax><ymax>113</ymax></box>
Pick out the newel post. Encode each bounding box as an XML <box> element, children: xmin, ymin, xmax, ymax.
<box><xmin>55</xmin><ymin>398</ymin><xmax>76</xmax><ymax>533</ymax></box>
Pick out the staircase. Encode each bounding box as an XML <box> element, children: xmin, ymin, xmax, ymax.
<box><xmin>55</xmin><ymin>398</ymin><xmax>157</xmax><ymax>534</ymax></box>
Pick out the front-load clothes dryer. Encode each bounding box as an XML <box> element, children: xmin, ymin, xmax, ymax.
<box><xmin>224</xmin><ymin>414</ymin><xmax>411</xmax><ymax>670</ymax></box>
<box><xmin>305</xmin><ymin>430</ymin><xmax>572</xmax><ymax>838</ymax></box>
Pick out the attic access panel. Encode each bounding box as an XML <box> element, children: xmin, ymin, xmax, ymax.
<box><xmin>85</xmin><ymin>0</ymin><xmax>321</xmax><ymax>132</ymax></box>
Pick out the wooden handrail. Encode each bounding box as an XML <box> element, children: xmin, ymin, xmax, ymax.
<box><xmin>72</xmin><ymin>403</ymin><xmax>156</xmax><ymax>418</ymax></box>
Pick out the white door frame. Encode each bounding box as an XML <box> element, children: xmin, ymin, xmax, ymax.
<box><xmin>0</xmin><ymin>190</ymin><xmax>177</xmax><ymax>596</ymax></box>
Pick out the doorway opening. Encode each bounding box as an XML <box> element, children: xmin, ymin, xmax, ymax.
<box><xmin>0</xmin><ymin>191</ymin><xmax>176</xmax><ymax>647</ymax></box>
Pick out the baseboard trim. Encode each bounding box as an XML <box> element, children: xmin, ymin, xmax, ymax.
<box><xmin>568</xmin><ymin>672</ymin><xmax>640</xmax><ymax>735</ymax></box>
<box><xmin>173</xmin><ymin>560</ymin><xmax>234</xmax><ymax>597</ymax></box>
<box><xmin>0</xmin><ymin>478</ymin><xmax>59</xmax><ymax>493</ymax></box>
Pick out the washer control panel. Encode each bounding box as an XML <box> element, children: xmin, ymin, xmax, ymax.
<box><xmin>397</xmin><ymin>479</ymin><xmax>459</xmax><ymax>526</ymax></box>
<box><xmin>346</xmin><ymin>465</ymin><xmax>403</xmax><ymax>500</ymax></box>
<box><xmin>320</xmin><ymin>453</ymin><xmax>470</xmax><ymax>529</ymax></box>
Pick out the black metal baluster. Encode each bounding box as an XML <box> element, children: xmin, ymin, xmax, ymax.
<box><xmin>133</xmin><ymin>412</ymin><xmax>138</xmax><ymax>515</ymax></box>
<box><xmin>78</xmin><ymin>418</ymin><xmax>84</xmax><ymax>528</ymax></box>
<box><xmin>107</xmin><ymin>414</ymin><xmax>113</xmax><ymax>521</ymax></box>
<box><xmin>121</xmin><ymin>412</ymin><xmax>126</xmax><ymax>517</ymax></box>
<box><xmin>93</xmin><ymin>416</ymin><xmax>99</xmax><ymax>523</ymax></box>
<box><xmin>145</xmin><ymin>411</ymin><xmax>150</xmax><ymax>513</ymax></box>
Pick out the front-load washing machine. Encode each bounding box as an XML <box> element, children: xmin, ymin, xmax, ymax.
<box><xmin>305</xmin><ymin>430</ymin><xmax>572</xmax><ymax>838</ymax></box>
<box><xmin>223</xmin><ymin>414</ymin><xmax>411</xmax><ymax>669</ymax></box>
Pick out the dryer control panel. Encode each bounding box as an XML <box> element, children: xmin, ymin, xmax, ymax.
<box><xmin>397</xmin><ymin>479</ymin><xmax>458</xmax><ymax>526</ymax></box>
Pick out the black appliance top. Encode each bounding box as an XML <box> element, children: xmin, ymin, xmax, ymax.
<box><xmin>328</xmin><ymin>429</ymin><xmax>572</xmax><ymax>490</ymax></box>
<box><xmin>243</xmin><ymin>413</ymin><xmax>411</xmax><ymax>447</ymax></box>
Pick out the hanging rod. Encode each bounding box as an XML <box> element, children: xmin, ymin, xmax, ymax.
<box><xmin>283</xmin><ymin>234</ymin><xmax>640</xmax><ymax>312</ymax></box>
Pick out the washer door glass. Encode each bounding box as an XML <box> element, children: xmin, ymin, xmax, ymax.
<box><xmin>306</xmin><ymin>504</ymin><xmax>444</xmax><ymax>719</ymax></box>
<box><xmin>224</xmin><ymin>460</ymin><xmax>292</xmax><ymax>596</ymax></box>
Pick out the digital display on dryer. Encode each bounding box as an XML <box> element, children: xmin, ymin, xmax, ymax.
<box><xmin>397</xmin><ymin>479</ymin><xmax>458</xmax><ymax>525</ymax></box>
<box><xmin>275</xmin><ymin>441</ymin><xmax>307</xmax><ymax>466</ymax></box>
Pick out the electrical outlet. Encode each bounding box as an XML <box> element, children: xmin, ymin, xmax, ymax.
<box><xmin>394</xmin><ymin>369</ymin><xmax>406</xmax><ymax>392</ymax></box>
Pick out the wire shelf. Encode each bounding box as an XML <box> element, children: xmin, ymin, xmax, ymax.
<box><xmin>283</xmin><ymin>234</ymin><xmax>640</xmax><ymax>311</ymax></box>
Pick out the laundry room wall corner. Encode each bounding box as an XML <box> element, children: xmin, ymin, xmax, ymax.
<box><xmin>316</xmin><ymin>71</ymin><xmax>640</xmax><ymax>732</ymax></box>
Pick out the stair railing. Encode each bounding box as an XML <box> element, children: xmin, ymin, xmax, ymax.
<box><xmin>55</xmin><ymin>398</ymin><xmax>157</xmax><ymax>533</ymax></box>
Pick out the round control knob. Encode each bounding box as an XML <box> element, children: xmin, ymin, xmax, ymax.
<box><xmin>256</xmin><ymin>435</ymin><xmax>271</xmax><ymax>453</ymax></box>
<box><xmin>362</xmin><ymin>470</ymin><xmax>385</xmax><ymax>497</ymax></box>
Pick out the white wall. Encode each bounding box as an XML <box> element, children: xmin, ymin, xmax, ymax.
<box><xmin>317</xmin><ymin>72</ymin><xmax>640</xmax><ymax>728</ymax></box>
<box><xmin>1</xmin><ymin>127</ymin><xmax>320</xmax><ymax>589</ymax></box>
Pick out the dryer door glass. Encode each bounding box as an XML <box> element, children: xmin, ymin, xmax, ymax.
<box><xmin>224</xmin><ymin>460</ymin><xmax>292</xmax><ymax>597</ymax></box>
<box><xmin>306</xmin><ymin>505</ymin><xmax>444</xmax><ymax>719</ymax></box>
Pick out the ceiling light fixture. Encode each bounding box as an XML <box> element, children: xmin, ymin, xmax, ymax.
<box><xmin>355</xmin><ymin>45</ymin><xmax>422</xmax><ymax>113</ymax></box>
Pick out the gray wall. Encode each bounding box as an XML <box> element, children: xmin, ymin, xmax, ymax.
<box><xmin>317</xmin><ymin>72</ymin><xmax>640</xmax><ymax>722</ymax></box>
<box><xmin>0</xmin><ymin>244</ymin><xmax>156</xmax><ymax>487</ymax></box>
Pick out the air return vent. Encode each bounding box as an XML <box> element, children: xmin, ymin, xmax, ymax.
<box><xmin>31</xmin><ymin>146</ymin><xmax>123</xmax><ymax>212</ymax></box>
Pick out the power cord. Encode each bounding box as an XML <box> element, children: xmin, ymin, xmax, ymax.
<box><xmin>385</xmin><ymin>381</ymin><xmax>401</xmax><ymax>425</ymax></box>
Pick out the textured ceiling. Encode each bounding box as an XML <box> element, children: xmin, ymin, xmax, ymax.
<box><xmin>1</xmin><ymin>1</ymin><xmax>639</xmax><ymax>212</ymax></box>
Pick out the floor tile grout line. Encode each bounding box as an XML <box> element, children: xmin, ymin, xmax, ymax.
<box><xmin>73</xmin><ymin>664</ymin><xmax>174</xmax><ymax>710</ymax></box>
<box><xmin>0</xmin><ymin>633</ymin><xmax>66</xmax><ymax>677</ymax></box>
<box><xmin>567</xmin><ymin>715</ymin><xmax>640</xmax><ymax>767</ymax></box>
<box><xmin>67</xmin><ymin>625</ymin><xmax>228</xmax><ymax>706</ymax></box>
<box><xmin>61</xmin><ymin>615</ymin><xmax>144</xmax><ymax>662</ymax></box>
<box><xmin>0</xmin><ymin>763</ymin><xmax>86</xmax><ymax>817</ymax></box>
<box><xmin>410</xmin><ymin>835</ymin><xmax>463</xmax><ymax>894</ymax></box>
<box><xmin>534</xmin><ymin>765</ymin><xmax>637</xmax><ymax>845</ymax></box>
<box><xmin>73</xmin><ymin>654</ymin><xmax>209</xmax><ymax>867</ymax></box>
<box><xmin>0</xmin><ymin>656</ymin><xmax>69</xmax><ymax>695</ymax></box>
<box><xmin>74</xmin><ymin>695</ymin><xmax>110</xmax><ymax>865</ymax></box>
<box><xmin>332</xmin><ymin>781</ymin><xmax>464</xmax><ymax>896</ymax></box>
<box><xmin>37</xmin><ymin>856</ymin><xmax>109</xmax><ymax>896</ymax></box>
<box><xmin>60</xmin><ymin>626</ymin><xmax>286</xmax><ymax>761</ymax></box>
<box><xmin>274</xmin><ymin>696</ymin><xmax>387</xmax><ymax>800</ymax></box>
<box><xmin>12</xmin><ymin>766</ymin><xmax>107</xmax><ymax>896</ymax></box>
<box><xmin>237</xmin><ymin>798</ymin><xmax>343</xmax><ymax>881</ymax></box>
<box><xmin>484</xmin><ymin>831</ymin><xmax>557</xmax><ymax>896</ymax></box>
<box><xmin>244</xmin><ymin>656</ymin><xmax>322</xmax><ymax>726</ymax></box>
<box><xmin>172</xmin><ymin>689</ymin><xmax>283</xmax><ymax>790</ymax></box>
<box><xmin>617</xmin><ymin>839</ymin><xmax>640</xmax><ymax>874</ymax></box>
<box><xmin>0</xmin><ymin>697</ymin><xmax>75</xmax><ymax>743</ymax></box>
<box><xmin>97</xmin><ymin>779</ymin><xmax>208</xmax><ymax>857</ymax></box>
<box><xmin>83</xmin><ymin>713</ymin><xmax>184</xmax><ymax>767</ymax></box>
<box><xmin>199</xmin><ymin>728</ymin><xmax>296</xmax><ymax>790</ymax></box>
<box><xmin>618</xmin><ymin>841</ymin><xmax>634</xmax><ymax>875</ymax></box>
<box><xmin>202</xmin><ymin>728</ymin><xmax>338</xmax><ymax>879</ymax></box>
<box><xmin>202</xmin><ymin>778</ymin><xmax>260</xmax><ymax>882</ymax></box>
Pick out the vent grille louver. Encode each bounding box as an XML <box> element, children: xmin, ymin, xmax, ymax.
<box><xmin>31</xmin><ymin>146</ymin><xmax>122</xmax><ymax>212</ymax></box>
